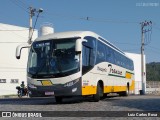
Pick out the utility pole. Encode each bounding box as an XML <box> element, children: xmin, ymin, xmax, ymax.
<box><xmin>140</xmin><ymin>21</ymin><xmax>152</xmax><ymax>95</ymax></box>
<box><xmin>28</xmin><ymin>7</ymin><xmax>35</xmax><ymax>44</ymax></box>
<box><xmin>28</xmin><ymin>7</ymin><xmax>43</xmax><ymax>44</ymax></box>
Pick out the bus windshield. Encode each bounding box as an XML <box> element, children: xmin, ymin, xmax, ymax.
<box><xmin>27</xmin><ymin>38</ymin><xmax>80</xmax><ymax>78</ymax></box>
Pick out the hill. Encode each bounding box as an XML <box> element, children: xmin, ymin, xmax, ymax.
<box><xmin>146</xmin><ymin>62</ymin><xmax>160</xmax><ymax>81</ymax></box>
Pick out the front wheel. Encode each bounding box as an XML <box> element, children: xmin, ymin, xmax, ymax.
<box><xmin>18</xmin><ymin>90</ymin><xmax>22</xmax><ymax>98</ymax></box>
<box><xmin>93</xmin><ymin>83</ymin><xmax>103</xmax><ymax>102</ymax></box>
<box><xmin>55</xmin><ymin>96</ymin><xmax>63</xmax><ymax>103</ymax></box>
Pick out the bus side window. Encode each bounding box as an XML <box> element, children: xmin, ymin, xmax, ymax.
<box><xmin>82</xmin><ymin>36</ymin><xmax>97</xmax><ymax>74</ymax></box>
<box><xmin>96</xmin><ymin>41</ymin><xmax>106</xmax><ymax>64</ymax></box>
<box><xmin>107</xmin><ymin>47</ymin><xmax>115</xmax><ymax>64</ymax></box>
<box><xmin>105</xmin><ymin>46</ymin><xmax>110</xmax><ymax>61</ymax></box>
<box><xmin>82</xmin><ymin>46</ymin><xmax>90</xmax><ymax>67</ymax></box>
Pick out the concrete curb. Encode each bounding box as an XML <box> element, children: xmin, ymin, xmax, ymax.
<box><xmin>0</xmin><ymin>94</ymin><xmax>18</xmax><ymax>99</ymax></box>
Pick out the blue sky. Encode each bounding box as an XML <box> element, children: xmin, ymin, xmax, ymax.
<box><xmin>0</xmin><ymin>0</ymin><xmax>160</xmax><ymax>63</ymax></box>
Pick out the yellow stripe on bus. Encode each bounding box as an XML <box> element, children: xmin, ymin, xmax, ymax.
<box><xmin>125</xmin><ymin>72</ymin><xmax>132</xmax><ymax>79</ymax></box>
<box><xmin>104</xmin><ymin>86</ymin><xmax>126</xmax><ymax>93</ymax></box>
<box><xmin>82</xmin><ymin>80</ymin><xmax>135</xmax><ymax>95</ymax></box>
<box><xmin>82</xmin><ymin>86</ymin><xmax>96</xmax><ymax>95</ymax></box>
<box><xmin>129</xmin><ymin>80</ymin><xmax>135</xmax><ymax>91</ymax></box>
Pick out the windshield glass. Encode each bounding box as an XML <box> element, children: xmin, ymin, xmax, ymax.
<box><xmin>27</xmin><ymin>38</ymin><xmax>80</xmax><ymax>78</ymax></box>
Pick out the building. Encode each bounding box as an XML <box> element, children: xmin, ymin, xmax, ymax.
<box><xmin>125</xmin><ymin>52</ymin><xmax>146</xmax><ymax>94</ymax></box>
<box><xmin>0</xmin><ymin>23</ymin><xmax>37</xmax><ymax>96</ymax></box>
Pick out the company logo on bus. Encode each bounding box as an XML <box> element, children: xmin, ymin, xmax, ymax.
<box><xmin>97</xmin><ymin>66</ymin><xmax>107</xmax><ymax>72</ymax></box>
<box><xmin>108</xmin><ymin>64</ymin><xmax>122</xmax><ymax>75</ymax></box>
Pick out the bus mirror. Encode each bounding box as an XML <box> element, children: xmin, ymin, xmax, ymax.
<box><xmin>75</xmin><ymin>39</ymin><xmax>82</xmax><ymax>54</ymax></box>
<box><xmin>82</xmin><ymin>39</ymin><xmax>87</xmax><ymax>42</ymax></box>
<box><xmin>75</xmin><ymin>39</ymin><xmax>87</xmax><ymax>54</ymax></box>
<box><xmin>16</xmin><ymin>43</ymin><xmax>31</xmax><ymax>59</ymax></box>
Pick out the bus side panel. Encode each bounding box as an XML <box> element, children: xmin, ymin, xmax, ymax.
<box><xmin>82</xmin><ymin>86</ymin><xmax>97</xmax><ymax>95</ymax></box>
<box><xmin>81</xmin><ymin>72</ymin><xmax>97</xmax><ymax>95</ymax></box>
<box><xmin>81</xmin><ymin>62</ymin><xmax>111</xmax><ymax>96</ymax></box>
<box><xmin>81</xmin><ymin>62</ymin><xmax>135</xmax><ymax>95</ymax></box>
<box><xmin>129</xmin><ymin>80</ymin><xmax>135</xmax><ymax>91</ymax></box>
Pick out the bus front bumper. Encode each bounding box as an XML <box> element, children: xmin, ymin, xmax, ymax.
<box><xmin>28</xmin><ymin>78</ymin><xmax>82</xmax><ymax>97</ymax></box>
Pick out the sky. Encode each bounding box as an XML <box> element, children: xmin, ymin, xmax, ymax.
<box><xmin>0</xmin><ymin>0</ymin><xmax>160</xmax><ymax>63</ymax></box>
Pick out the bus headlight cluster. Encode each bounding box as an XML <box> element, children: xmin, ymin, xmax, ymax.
<box><xmin>64</xmin><ymin>78</ymin><xmax>79</xmax><ymax>87</ymax></box>
<box><xmin>72</xmin><ymin>88</ymin><xmax>77</xmax><ymax>93</ymax></box>
<box><xmin>28</xmin><ymin>84</ymin><xmax>37</xmax><ymax>89</ymax></box>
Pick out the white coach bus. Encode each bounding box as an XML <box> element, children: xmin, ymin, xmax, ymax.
<box><xmin>16</xmin><ymin>31</ymin><xmax>134</xmax><ymax>102</ymax></box>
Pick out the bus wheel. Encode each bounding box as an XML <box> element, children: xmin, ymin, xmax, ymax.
<box><xmin>119</xmin><ymin>85</ymin><xmax>129</xmax><ymax>96</ymax></box>
<box><xmin>93</xmin><ymin>83</ymin><xmax>102</xmax><ymax>102</ymax></box>
<box><xmin>55</xmin><ymin>96</ymin><xmax>63</xmax><ymax>103</ymax></box>
<box><xmin>29</xmin><ymin>94</ymin><xmax>32</xmax><ymax>98</ymax></box>
<box><xmin>125</xmin><ymin>85</ymin><xmax>129</xmax><ymax>96</ymax></box>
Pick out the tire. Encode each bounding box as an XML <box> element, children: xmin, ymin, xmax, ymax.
<box><xmin>55</xmin><ymin>96</ymin><xmax>63</xmax><ymax>103</ymax></box>
<box><xmin>124</xmin><ymin>85</ymin><xmax>129</xmax><ymax>96</ymax></box>
<box><xmin>119</xmin><ymin>85</ymin><xmax>129</xmax><ymax>96</ymax></box>
<box><xmin>18</xmin><ymin>90</ymin><xmax>22</xmax><ymax>98</ymax></box>
<box><xmin>25</xmin><ymin>88</ymin><xmax>28</xmax><ymax>97</ymax></box>
<box><xmin>93</xmin><ymin>83</ymin><xmax>103</xmax><ymax>102</ymax></box>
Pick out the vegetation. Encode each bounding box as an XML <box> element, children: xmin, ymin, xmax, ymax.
<box><xmin>146</xmin><ymin>62</ymin><xmax>160</xmax><ymax>81</ymax></box>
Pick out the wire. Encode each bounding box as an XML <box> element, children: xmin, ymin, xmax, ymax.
<box><xmin>0</xmin><ymin>29</ymin><xmax>28</xmax><ymax>31</ymax></box>
<box><xmin>145</xmin><ymin>45</ymin><xmax>160</xmax><ymax>54</ymax></box>
<box><xmin>15</xmin><ymin>0</ymin><xmax>30</xmax><ymax>8</ymax></box>
<box><xmin>143</xmin><ymin>22</ymin><xmax>152</xmax><ymax>46</ymax></box>
<box><xmin>147</xmin><ymin>45</ymin><xmax>160</xmax><ymax>51</ymax></box>
<box><xmin>0</xmin><ymin>42</ymin><xmax>27</xmax><ymax>43</ymax></box>
<box><xmin>83</xmin><ymin>17</ymin><xmax>139</xmax><ymax>24</ymax></box>
<box><xmin>152</xmin><ymin>25</ymin><xmax>160</xmax><ymax>31</ymax></box>
<box><xmin>44</xmin><ymin>11</ymin><xmax>139</xmax><ymax>24</ymax></box>
<box><xmin>146</xmin><ymin>47</ymin><xmax>160</xmax><ymax>54</ymax></box>
<box><xmin>9</xmin><ymin>0</ymin><xmax>29</xmax><ymax>13</ymax></box>
<box><xmin>112</xmin><ymin>42</ymin><xmax>140</xmax><ymax>46</ymax></box>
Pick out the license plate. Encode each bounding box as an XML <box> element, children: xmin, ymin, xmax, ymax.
<box><xmin>45</xmin><ymin>91</ymin><xmax>54</xmax><ymax>95</ymax></box>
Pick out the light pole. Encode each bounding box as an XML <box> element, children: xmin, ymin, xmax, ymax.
<box><xmin>28</xmin><ymin>7</ymin><xmax>43</xmax><ymax>44</ymax></box>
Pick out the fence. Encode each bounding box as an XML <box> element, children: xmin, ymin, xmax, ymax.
<box><xmin>146</xmin><ymin>81</ymin><xmax>160</xmax><ymax>95</ymax></box>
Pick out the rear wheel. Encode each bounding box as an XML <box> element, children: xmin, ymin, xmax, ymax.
<box><xmin>119</xmin><ymin>85</ymin><xmax>129</xmax><ymax>96</ymax></box>
<box><xmin>18</xmin><ymin>90</ymin><xmax>22</xmax><ymax>98</ymax></box>
<box><xmin>125</xmin><ymin>85</ymin><xmax>129</xmax><ymax>96</ymax></box>
<box><xmin>93</xmin><ymin>83</ymin><xmax>103</xmax><ymax>102</ymax></box>
<box><xmin>55</xmin><ymin>96</ymin><xmax>63</xmax><ymax>103</ymax></box>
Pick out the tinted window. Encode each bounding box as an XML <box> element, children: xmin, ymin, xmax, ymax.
<box><xmin>96</xmin><ymin>41</ymin><xmax>106</xmax><ymax>64</ymax></box>
<box><xmin>107</xmin><ymin>47</ymin><xmax>115</xmax><ymax>64</ymax></box>
<box><xmin>82</xmin><ymin>36</ymin><xmax>97</xmax><ymax>74</ymax></box>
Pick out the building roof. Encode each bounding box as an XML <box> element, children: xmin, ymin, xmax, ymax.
<box><xmin>35</xmin><ymin>31</ymin><xmax>99</xmax><ymax>41</ymax></box>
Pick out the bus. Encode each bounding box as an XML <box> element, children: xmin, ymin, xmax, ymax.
<box><xmin>16</xmin><ymin>31</ymin><xmax>134</xmax><ymax>102</ymax></box>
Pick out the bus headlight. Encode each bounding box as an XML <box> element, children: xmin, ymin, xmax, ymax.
<box><xmin>64</xmin><ymin>78</ymin><xmax>79</xmax><ymax>87</ymax></box>
<box><xmin>28</xmin><ymin>84</ymin><xmax>37</xmax><ymax>89</ymax></box>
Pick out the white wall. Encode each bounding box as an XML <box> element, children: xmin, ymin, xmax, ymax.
<box><xmin>125</xmin><ymin>52</ymin><xmax>146</xmax><ymax>94</ymax></box>
<box><xmin>0</xmin><ymin>23</ymin><xmax>37</xmax><ymax>95</ymax></box>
